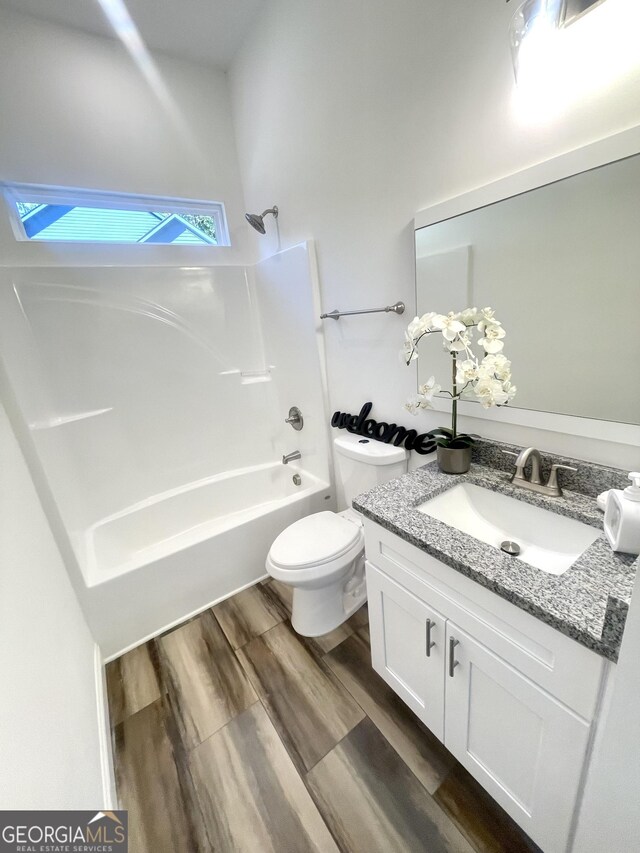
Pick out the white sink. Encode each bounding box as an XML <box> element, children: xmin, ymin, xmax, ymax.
<box><xmin>417</xmin><ymin>482</ymin><xmax>600</xmax><ymax>575</ymax></box>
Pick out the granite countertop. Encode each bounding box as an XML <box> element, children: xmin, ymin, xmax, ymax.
<box><xmin>354</xmin><ymin>460</ymin><xmax>638</xmax><ymax>662</ymax></box>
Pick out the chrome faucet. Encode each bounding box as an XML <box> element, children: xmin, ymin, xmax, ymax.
<box><xmin>503</xmin><ymin>448</ymin><xmax>577</xmax><ymax>497</ymax></box>
<box><xmin>282</xmin><ymin>450</ymin><xmax>302</xmax><ymax>465</ymax></box>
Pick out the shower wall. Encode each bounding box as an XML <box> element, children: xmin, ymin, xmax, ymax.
<box><xmin>0</xmin><ymin>266</ymin><xmax>271</xmax><ymax>531</ymax></box>
<box><xmin>251</xmin><ymin>242</ymin><xmax>331</xmax><ymax>478</ymax></box>
<box><xmin>0</xmin><ymin>242</ymin><xmax>332</xmax><ymax>609</ymax></box>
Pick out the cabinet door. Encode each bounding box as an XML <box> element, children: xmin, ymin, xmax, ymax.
<box><xmin>444</xmin><ymin>622</ymin><xmax>591</xmax><ymax>853</ymax></box>
<box><xmin>366</xmin><ymin>562</ymin><xmax>445</xmax><ymax>740</ymax></box>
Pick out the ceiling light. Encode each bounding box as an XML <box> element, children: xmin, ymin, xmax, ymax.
<box><xmin>509</xmin><ymin>0</ymin><xmax>563</xmax><ymax>82</ymax></box>
<box><xmin>509</xmin><ymin>0</ymin><xmax>640</xmax><ymax>120</ymax></box>
<box><xmin>509</xmin><ymin>0</ymin><xmax>608</xmax><ymax>81</ymax></box>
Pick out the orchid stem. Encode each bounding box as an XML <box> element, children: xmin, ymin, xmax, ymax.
<box><xmin>451</xmin><ymin>352</ymin><xmax>458</xmax><ymax>440</ymax></box>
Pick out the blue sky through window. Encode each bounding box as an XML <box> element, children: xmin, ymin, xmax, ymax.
<box><xmin>15</xmin><ymin>202</ymin><xmax>218</xmax><ymax>244</ymax></box>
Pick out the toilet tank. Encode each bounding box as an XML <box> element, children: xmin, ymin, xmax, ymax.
<box><xmin>333</xmin><ymin>433</ymin><xmax>408</xmax><ymax>510</ymax></box>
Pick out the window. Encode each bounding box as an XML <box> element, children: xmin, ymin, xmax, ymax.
<box><xmin>2</xmin><ymin>184</ymin><xmax>230</xmax><ymax>246</ymax></box>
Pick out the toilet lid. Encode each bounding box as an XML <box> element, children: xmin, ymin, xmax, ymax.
<box><xmin>269</xmin><ymin>511</ymin><xmax>362</xmax><ymax>569</ymax></box>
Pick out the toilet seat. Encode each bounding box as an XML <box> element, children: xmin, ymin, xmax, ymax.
<box><xmin>269</xmin><ymin>510</ymin><xmax>363</xmax><ymax>570</ymax></box>
<box><xmin>265</xmin><ymin>431</ymin><xmax>407</xmax><ymax>637</ymax></box>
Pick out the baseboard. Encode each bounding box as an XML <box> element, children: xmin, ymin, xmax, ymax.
<box><xmin>94</xmin><ymin>644</ymin><xmax>117</xmax><ymax>808</ymax></box>
<box><xmin>103</xmin><ymin>573</ymin><xmax>270</xmax><ymax>663</ymax></box>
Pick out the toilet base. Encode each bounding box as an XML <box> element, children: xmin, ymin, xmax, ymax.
<box><xmin>290</xmin><ymin>573</ymin><xmax>367</xmax><ymax>637</ymax></box>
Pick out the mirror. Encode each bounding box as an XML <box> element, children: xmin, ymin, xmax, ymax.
<box><xmin>414</xmin><ymin>153</ymin><xmax>640</xmax><ymax>426</ymax></box>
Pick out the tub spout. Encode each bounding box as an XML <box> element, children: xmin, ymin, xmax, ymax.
<box><xmin>282</xmin><ymin>451</ymin><xmax>302</xmax><ymax>465</ymax></box>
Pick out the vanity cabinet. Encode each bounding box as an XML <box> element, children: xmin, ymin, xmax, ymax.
<box><xmin>367</xmin><ymin>566</ymin><xmax>446</xmax><ymax>739</ymax></box>
<box><xmin>365</xmin><ymin>520</ymin><xmax>607</xmax><ymax>853</ymax></box>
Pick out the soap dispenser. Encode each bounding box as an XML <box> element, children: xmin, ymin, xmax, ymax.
<box><xmin>604</xmin><ymin>473</ymin><xmax>640</xmax><ymax>555</ymax></box>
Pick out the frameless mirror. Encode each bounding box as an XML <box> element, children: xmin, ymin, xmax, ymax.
<box><xmin>414</xmin><ymin>153</ymin><xmax>640</xmax><ymax>426</ymax></box>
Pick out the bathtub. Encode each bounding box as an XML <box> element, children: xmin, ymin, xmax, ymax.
<box><xmin>74</xmin><ymin>463</ymin><xmax>333</xmax><ymax>658</ymax></box>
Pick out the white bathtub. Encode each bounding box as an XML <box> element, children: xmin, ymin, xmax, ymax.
<box><xmin>74</xmin><ymin>463</ymin><xmax>333</xmax><ymax>657</ymax></box>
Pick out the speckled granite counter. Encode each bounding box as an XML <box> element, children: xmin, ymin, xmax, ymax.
<box><xmin>354</xmin><ymin>461</ymin><xmax>638</xmax><ymax>662</ymax></box>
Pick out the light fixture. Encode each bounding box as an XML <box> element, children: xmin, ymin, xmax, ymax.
<box><xmin>509</xmin><ymin>0</ymin><xmax>562</xmax><ymax>81</ymax></box>
<box><xmin>508</xmin><ymin>0</ymin><xmax>607</xmax><ymax>81</ymax></box>
<box><xmin>508</xmin><ymin>0</ymin><xmax>640</xmax><ymax>121</ymax></box>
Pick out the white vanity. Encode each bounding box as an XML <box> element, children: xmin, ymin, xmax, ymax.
<box><xmin>355</xmin><ymin>453</ymin><xmax>634</xmax><ymax>853</ymax></box>
<box><xmin>366</xmin><ymin>524</ymin><xmax>602</xmax><ymax>853</ymax></box>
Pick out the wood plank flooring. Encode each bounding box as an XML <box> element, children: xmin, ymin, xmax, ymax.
<box><xmin>155</xmin><ymin>611</ymin><xmax>256</xmax><ymax>751</ymax></box>
<box><xmin>106</xmin><ymin>579</ymin><xmax>541</xmax><ymax>853</ymax></box>
<box><xmin>237</xmin><ymin>621</ymin><xmax>364</xmax><ymax>773</ymax></box>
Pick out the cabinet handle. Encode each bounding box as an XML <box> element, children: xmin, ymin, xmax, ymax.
<box><xmin>425</xmin><ymin>619</ymin><xmax>436</xmax><ymax>657</ymax></box>
<box><xmin>449</xmin><ymin>636</ymin><xmax>460</xmax><ymax>677</ymax></box>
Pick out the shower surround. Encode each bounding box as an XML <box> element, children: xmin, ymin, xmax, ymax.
<box><xmin>0</xmin><ymin>243</ymin><xmax>333</xmax><ymax>656</ymax></box>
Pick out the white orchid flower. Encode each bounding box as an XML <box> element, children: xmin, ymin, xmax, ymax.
<box><xmin>478</xmin><ymin>307</ymin><xmax>500</xmax><ymax>326</ymax></box>
<box><xmin>418</xmin><ymin>376</ymin><xmax>441</xmax><ymax>400</ymax></box>
<box><xmin>477</xmin><ymin>353</ymin><xmax>511</xmax><ymax>379</ymax></box>
<box><xmin>407</xmin><ymin>316</ymin><xmax>424</xmax><ymax>339</ymax></box>
<box><xmin>418</xmin><ymin>311</ymin><xmax>438</xmax><ymax>330</ymax></box>
<box><xmin>476</xmin><ymin>355</ymin><xmax>496</xmax><ymax>378</ymax></box>
<box><xmin>502</xmin><ymin>381</ymin><xmax>517</xmax><ymax>402</ymax></box>
<box><xmin>401</xmin><ymin>304</ymin><xmax>515</xmax><ymax>423</ymax></box>
<box><xmin>458</xmin><ymin>307</ymin><xmax>480</xmax><ymax>326</ymax></box>
<box><xmin>404</xmin><ymin>376</ymin><xmax>441</xmax><ymax>416</ymax></box>
<box><xmin>478</xmin><ymin>324</ymin><xmax>506</xmax><ymax>354</ymax></box>
<box><xmin>407</xmin><ymin>312</ymin><xmax>438</xmax><ymax>341</ymax></box>
<box><xmin>475</xmin><ymin>377</ymin><xmax>509</xmax><ymax>408</ymax></box>
<box><xmin>455</xmin><ymin>359</ymin><xmax>479</xmax><ymax>384</ymax></box>
<box><xmin>403</xmin><ymin>331</ymin><xmax>419</xmax><ymax>363</ymax></box>
<box><xmin>431</xmin><ymin>312</ymin><xmax>466</xmax><ymax>342</ymax></box>
<box><xmin>478</xmin><ymin>320</ymin><xmax>503</xmax><ymax>337</ymax></box>
<box><xmin>493</xmin><ymin>356</ymin><xmax>512</xmax><ymax>381</ymax></box>
<box><xmin>446</xmin><ymin>329</ymin><xmax>474</xmax><ymax>353</ymax></box>
<box><xmin>415</xmin><ymin>395</ymin><xmax>433</xmax><ymax>410</ymax></box>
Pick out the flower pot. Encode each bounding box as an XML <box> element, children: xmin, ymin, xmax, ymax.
<box><xmin>437</xmin><ymin>445</ymin><xmax>472</xmax><ymax>474</ymax></box>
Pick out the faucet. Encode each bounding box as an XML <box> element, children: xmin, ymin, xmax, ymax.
<box><xmin>282</xmin><ymin>450</ymin><xmax>302</xmax><ymax>465</ymax></box>
<box><xmin>503</xmin><ymin>447</ymin><xmax>577</xmax><ymax>497</ymax></box>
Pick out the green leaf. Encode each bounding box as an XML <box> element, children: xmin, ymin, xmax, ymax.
<box><xmin>428</xmin><ymin>427</ymin><xmax>453</xmax><ymax>438</ymax></box>
<box><xmin>434</xmin><ymin>437</ymin><xmax>453</xmax><ymax>447</ymax></box>
<box><xmin>454</xmin><ymin>433</ymin><xmax>476</xmax><ymax>444</ymax></box>
<box><xmin>448</xmin><ymin>438</ymin><xmax>473</xmax><ymax>449</ymax></box>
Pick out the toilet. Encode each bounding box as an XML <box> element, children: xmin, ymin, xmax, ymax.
<box><xmin>266</xmin><ymin>432</ymin><xmax>408</xmax><ymax>636</ymax></box>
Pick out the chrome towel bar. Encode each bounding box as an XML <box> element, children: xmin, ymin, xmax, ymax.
<box><xmin>320</xmin><ymin>301</ymin><xmax>405</xmax><ymax>320</ymax></box>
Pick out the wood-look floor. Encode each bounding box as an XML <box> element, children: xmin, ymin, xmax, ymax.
<box><xmin>106</xmin><ymin>579</ymin><xmax>541</xmax><ymax>853</ymax></box>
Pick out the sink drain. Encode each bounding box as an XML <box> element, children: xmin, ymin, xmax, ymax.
<box><xmin>501</xmin><ymin>540</ymin><xmax>521</xmax><ymax>557</ymax></box>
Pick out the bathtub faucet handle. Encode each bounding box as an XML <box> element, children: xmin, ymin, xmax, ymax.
<box><xmin>282</xmin><ymin>451</ymin><xmax>302</xmax><ymax>465</ymax></box>
<box><xmin>285</xmin><ymin>407</ymin><xmax>304</xmax><ymax>430</ymax></box>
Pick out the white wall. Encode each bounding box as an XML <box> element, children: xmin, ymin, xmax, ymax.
<box><xmin>0</xmin><ymin>395</ymin><xmax>104</xmax><ymax>808</ymax></box>
<box><xmin>230</xmin><ymin>0</ymin><xmax>640</xmax><ymax>469</ymax></box>
<box><xmin>0</xmin><ymin>6</ymin><xmax>250</xmax><ymax>265</ymax></box>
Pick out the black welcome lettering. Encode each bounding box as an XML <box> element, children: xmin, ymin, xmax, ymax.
<box><xmin>330</xmin><ymin>403</ymin><xmax>435</xmax><ymax>455</ymax></box>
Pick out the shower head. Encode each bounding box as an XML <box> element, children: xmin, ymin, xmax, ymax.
<box><xmin>245</xmin><ymin>206</ymin><xmax>278</xmax><ymax>234</ymax></box>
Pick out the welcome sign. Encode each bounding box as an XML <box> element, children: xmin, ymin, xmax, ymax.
<box><xmin>331</xmin><ymin>402</ymin><xmax>436</xmax><ymax>455</ymax></box>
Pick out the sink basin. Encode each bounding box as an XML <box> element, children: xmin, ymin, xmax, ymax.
<box><xmin>417</xmin><ymin>482</ymin><xmax>600</xmax><ymax>575</ymax></box>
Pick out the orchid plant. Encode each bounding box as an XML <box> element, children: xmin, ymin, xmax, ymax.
<box><xmin>403</xmin><ymin>307</ymin><xmax>516</xmax><ymax>450</ymax></box>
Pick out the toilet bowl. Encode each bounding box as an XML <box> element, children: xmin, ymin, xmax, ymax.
<box><xmin>266</xmin><ymin>433</ymin><xmax>408</xmax><ymax>636</ymax></box>
<box><xmin>267</xmin><ymin>508</ymin><xmax>366</xmax><ymax>636</ymax></box>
